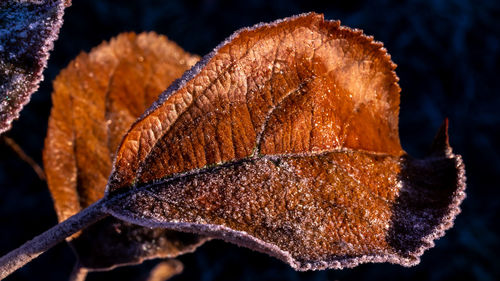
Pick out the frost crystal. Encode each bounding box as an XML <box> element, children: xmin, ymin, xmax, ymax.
<box><xmin>105</xmin><ymin>13</ymin><xmax>466</xmax><ymax>271</ymax></box>
<box><xmin>0</xmin><ymin>0</ymin><xmax>66</xmax><ymax>133</ymax></box>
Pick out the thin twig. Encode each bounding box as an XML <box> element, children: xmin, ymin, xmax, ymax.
<box><xmin>0</xmin><ymin>200</ymin><xmax>108</xmax><ymax>280</ymax></box>
<box><xmin>1</xmin><ymin>135</ymin><xmax>46</xmax><ymax>181</ymax></box>
<box><xmin>68</xmin><ymin>261</ymin><xmax>88</xmax><ymax>281</ymax></box>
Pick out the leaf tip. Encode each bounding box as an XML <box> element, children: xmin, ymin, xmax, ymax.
<box><xmin>430</xmin><ymin>118</ymin><xmax>451</xmax><ymax>156</ymax></box>
<box><xmin>388</xmin><ymin>126</ymin><xmax>466</xmax><ymax>267</ymax></box>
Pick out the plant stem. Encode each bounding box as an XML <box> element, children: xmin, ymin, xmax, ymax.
<box><xmin>0</xmin><ymin>200</ymin><xmax>108</xmax><ymax>280</ymax></box>
<box><xmin>1</xmin><ymin>136</ymin><xmax>46</xmax><ymax>181</ymax></box>
<box><xmin>68</xmin><ymin>261</ymin><xmax>88</xmax><ymax>281</ymax></box>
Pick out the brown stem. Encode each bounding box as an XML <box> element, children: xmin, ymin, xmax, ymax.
<box><xmin>1</xmin><ymin>136</ymin><xmax>46</xmax><ymax>181</ymax></box>
<box><xmin>0</xmin><ymin>200</ymin><xmax>108</xmax><ymax>280</ymax></box>
<box><xmin>68</xmin><ymin>262</ymin><xmax>88</xmax><ymax>281</ymax></box>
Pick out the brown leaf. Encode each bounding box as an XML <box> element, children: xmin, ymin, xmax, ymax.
<box><xmin>145</xmin><ymin>259</ymin><xmax>183</xmax><ymax>281</ymax></box>
<box><xmin>108</xmin><ymin>13</ymin><xmax>402</xmax><ymax>192</ymax></box>
<box><xmin>105</xmin><ymin>13</ymin><xmax>466</xmax><ymax>270</ymax></box>
<box><xmin>0</xmin><ymin>0</ymin><xmax>67</xmax><ymax>134</ymax></box>
<box><xmin>43</xmin><ymin>32</ymin><xmax>207</xmax><ymax>270</ymax></box>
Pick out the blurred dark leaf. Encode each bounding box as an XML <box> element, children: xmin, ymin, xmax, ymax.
<box><xmin>0</xmin><ymin>0</ymin><xmax>67</xmax><ymax>134</ymax></box>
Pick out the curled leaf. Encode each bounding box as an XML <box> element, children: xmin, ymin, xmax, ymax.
<box><xmin>43</xmin><ymin>32</ymin><xmax>206</xmax><ymax>270</ymax></box>
<box><xmin>104</xmin><ymin>13</ymin><xmax>466</xmax><ymax>270</ymax></box>
<box><xmin>0</xmin><ymin>0</ymin><xmax>67</xmax><ymax>134</ymax></box>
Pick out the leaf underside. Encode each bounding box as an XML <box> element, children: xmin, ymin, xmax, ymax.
<box><xmin>43</xmin><ymin>32</ymin><xmax>207</xmax><ymax>270</ymax></box>
<box><xmin>71</xmin><ymin>216</ymin><xmax>202</xmax><ymax>270</ymax></box>
<box><xmin>108</xmin><ymin>133</ymin><xmax>465</xmax><ymax>270</ymax></box>
<box><xmin>0</xmin><ymin>0</ymin><xmax>67</xmax><ymax>134</ymax></box>
<box><xmin>105</xmin><ymin>13</ymin><xmax>466</xmax><ymax>270</ymax></box>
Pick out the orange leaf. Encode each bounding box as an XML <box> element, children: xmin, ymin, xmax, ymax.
<box><xmin>43</xmin><ymin>32</ymin><xmax>206</xmax><ymax>270</ymax></box>
<box><xmin>105</xmin><ymin>13</ymin><xmax>466</xmax><ymax>270</ymax></box>
<box><xmin>146</xmin><ymin>259</ymin><xmax>183</xmax><ymax>281</ymax></box>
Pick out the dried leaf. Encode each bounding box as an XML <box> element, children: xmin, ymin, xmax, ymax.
<box><xmin>0</xmin><ymin>0</ymin><xmax>67</xmax><ymax>134</ymax></box>
<box><xmin>104</xmin><ymin>13</ymin><xmax>466</xmax><ymax>270</ymax></box>
<box><xmin>43</xmin><ymin>32</ymin><xmax>206</xmax><ymax>270</ymax></box>
<box><xmin>146</xmin><ymin>260</ymin><xmax>183</xmax><ymax>281</ymax></box>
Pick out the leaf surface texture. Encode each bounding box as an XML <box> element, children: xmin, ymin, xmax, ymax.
<box><xmin>0</xmin><ymin>0</ymin><xmax>67</xmax><ymax>133</ymax></box>
<box><xmin>106</xmin><ymin>13</ymin><xmax>466</xmax><ymax>270</ymax></box>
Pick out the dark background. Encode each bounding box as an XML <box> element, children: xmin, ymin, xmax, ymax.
<box><xmin>1</xmin><ymin>0</ymin><xmax>499</xmax><ymax>280</ymax></box>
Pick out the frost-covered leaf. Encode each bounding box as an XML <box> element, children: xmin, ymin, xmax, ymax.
<box><xmin>104</xmin><ymin>13</ymin><xmax>466</xmax><ymax>271</ymax></box>
<box><xmin>43</xmin><ymin>32</ymin><xmax>206</xmax><ymax>270</ymax></box>
<box><xmin>0</xmin><ymin>0</ymin><xmax>67</xmax><ymax>134</ymax></box>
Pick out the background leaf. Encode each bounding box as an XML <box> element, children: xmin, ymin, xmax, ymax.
<box><xmin>105</xmin><ymin>13</ymin><xmax>465</xmax><ymax>270</ymax></box>
<box><xmin>145</xmin><ymin>259</ymin><xmax>183</xmax><ymax>281</ymax></box>
<box><xmin>0</xmin><ymin>0</ymin><xmax>67</xmax><ymax>134</ymax></box>
<box><xmin>43</xmin><ymin>32</ymin><xmax>206</xmax><ymax>270</ymax></box>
